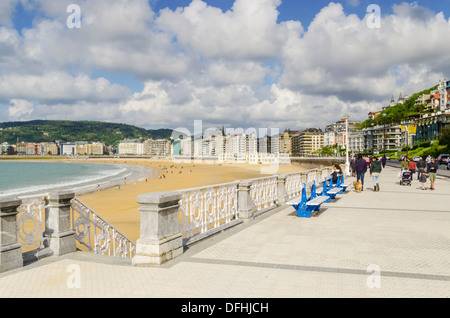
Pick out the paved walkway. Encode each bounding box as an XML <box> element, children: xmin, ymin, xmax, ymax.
<box><xmin>0</xmin><ymin>165</ymin><xmax>449</xmax><ymax>299</ymax></box>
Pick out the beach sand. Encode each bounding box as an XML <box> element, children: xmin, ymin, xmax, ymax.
<box><xmin>76</xmin><ymin>158</ymin><xmax>307</xmax><ymax>242</ymax></box>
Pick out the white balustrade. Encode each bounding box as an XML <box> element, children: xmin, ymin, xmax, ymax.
<box><xmin>285</xmin><ymin>172</ymin><xmax>304</xmax><ymax>200</ymax></box>
<box><xmin>71</xmin><ymin>197</ymin><xmax>136</xmax><ymax>258</ymax></box>
<box><xmin>178</xmin><ymin>182</ymin><xmax>239</xmax><ymax>242</ymax></box>
<box><xmin>17</xmin><ymin>195</ymin><xmax>47</xmax><ymax>252</ymax></box>
<box><xmin>249</xmin><ymin>176</ymin><xmax>278</xmax><ymax>211</ymax></box>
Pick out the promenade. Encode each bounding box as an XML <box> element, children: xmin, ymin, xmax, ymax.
<box><xmin>0</xmin><ymin>164</ymin><xmax>449</xmax><ymax>300</ymax></box>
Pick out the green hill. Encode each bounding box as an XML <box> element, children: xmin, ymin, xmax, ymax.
<box><xmin>360</xmin><ymin>85</ymin><xmax>439</xmax><ymax>129</ymax></box>
<box><xmin>0</xmin><ymin>120</ymin><xmax>173</xmax><ymax>145</ymax></box>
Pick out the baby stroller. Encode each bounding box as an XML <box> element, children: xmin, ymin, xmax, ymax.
<box><xmin>400</xmin><ymin>169</ymin><xmax>412</xmax><ymax>186</ymax></box>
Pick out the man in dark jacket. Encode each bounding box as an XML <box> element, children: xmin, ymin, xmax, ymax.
<box><xmin>416</xmin><ymin>157</ymin><xmax>426</xmax><ymax>180</ymax></box>
<box><xmin>381</xmin><ymin>155</ymin><xmax>387</xmax><ymax>168</ymax></box>
<box><xmin>355</xmin><ymin>154</ymin><xmax>367</xmax><ymax>190</ymax></box>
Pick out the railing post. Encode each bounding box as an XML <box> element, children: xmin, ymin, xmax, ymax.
<box><xmin>0</xmin><ymin>196</ymin><xmax>23</xmax><ymax>273</ymax></box>
<box><xmin>277</xmin><ymin>174</ymin><xmax>288</xmax><ymax>205</ymax></box>
<box><xmin>238</xmin><ymin>180</ymin><xmax>254</xmax><ymax>221</ymax></box>
<box><xmin>44</xmin><ymin>191</ymin><xmax>76</xmax><ymax>256</ymax></box>
<box><xmin>132</xmin><ymin>191</ymin><xmax>183</xmax><ymax>266</ymax></box>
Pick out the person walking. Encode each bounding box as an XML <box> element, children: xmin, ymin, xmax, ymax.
<box><xmin>355</xmin><ymin>154</ymin><xmax>367</xmax><ymax>191</ymax></box>
<box><xmin>370</xmin><ymin>156</ymin><xmax>382</xmax><ymax>191</ymax></box>
<box><xmin>419</xmin><ymin>170</ymin><xmax>428</xmax><ymax>190</ymax></box>
<box><xmin>401</xmin><ymin>156</ymin><xmax>409</xmax><ymax>170</ymax></box>
<box><xmin>426</xmin><ymin>157</ymin><xmax>439</xmax><ymax>190</ymax></box>
<box><xmin>350</xmin><ymin>155</ymin><xmax>356</xmax><ymax>177</ymax></box>
<box><xmin>408</xmin><ymin>159</ymin><xmax>416</xmax><ymax>175</ymax></box>
<box><xmin>416</xmin><ymin>157</ymin><xmax>426</xmax><ymax>180</ymax></box>
<box><xmin>364</xmin><ymin>156</ymin><xmax>370</xmax><ymax>168</ymax></box>
<box><xmin>381</xmin><ymin>155</ymin><xmax>387</xmax><ymax>168</ymax></box>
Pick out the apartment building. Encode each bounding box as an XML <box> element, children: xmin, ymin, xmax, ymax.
<box><xmin>291</xmin><ymin>128</ymin><xmax>324</xmax><ymax>157</ymax></box>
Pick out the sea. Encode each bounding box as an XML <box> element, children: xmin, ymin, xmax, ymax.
<box><xmin>0</xmin><ymin>161</ymin><xmax>154</xmax><ymax>198</ymax></box>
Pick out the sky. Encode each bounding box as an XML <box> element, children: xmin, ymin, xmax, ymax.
<box><xmin>1</xmin><ymin>0</ymin><xmax>450</xmax><ymax>134</ymax></box>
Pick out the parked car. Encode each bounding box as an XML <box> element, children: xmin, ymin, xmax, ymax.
<box><xmin>447</xmin><ymin>161</ymin><xmax>450</xmax><ymax>170</ymax></box>
<box><xmin>436</xmin><ymin>154</ymin><xmax>450</xmax><ymax>165</ymax></box>
<box><xmin>412</xmin><ymin>156</ymin><xmax>421</xmax><ymax>162</ymax></box>
<box><xmin>398</xmin><ymin>155</ymin><xmax>406</xmax><ymax>161</ymax></box>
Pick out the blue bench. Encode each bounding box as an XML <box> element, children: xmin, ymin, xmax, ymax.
<box><xmin>286</xmin><ymin>181</ymin><xmax>330</xmax><ymax>218</ymax></box>
<box><xmin>336</xmin><ymin>174</ymin><xmax>351</xmax><ymax>192</ymax></box>
<box><xmin>321</xmin><ymin>176</ymin><xmax>343</xmax><ymax>200</ymax></box>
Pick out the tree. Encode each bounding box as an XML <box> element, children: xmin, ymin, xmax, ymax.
<box><xmin>438</xmin><ymin>126</ymin><xmax>450</xmax><ymax>150</ymax></box>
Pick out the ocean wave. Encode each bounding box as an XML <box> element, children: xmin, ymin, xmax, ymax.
<box><xmin>0</xmin><ymin>162</ymin><xmax>152</xmax><ymax>198</ymax></box>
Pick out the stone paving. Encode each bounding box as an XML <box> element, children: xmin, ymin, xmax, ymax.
<box><xmin>0</xmin><ymin>165</ymin><xmax>449</xmax><ymax>299</ymax></box>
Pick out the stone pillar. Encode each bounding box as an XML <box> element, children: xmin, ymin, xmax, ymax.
<box><xmin>0</xmin><ymin>197</ymin><xmax>23</xmax><ymax>273</ymax></box>
<box><xmin>44</xmin><ymin>191</ymin><xmax>76</xmax><ymax>256</ymax></box>
<box><xmin>132</xmin><ymin>191</ymin><xmax>183</xmax><ymax>266</ymax></box>
<box><xmin>238</xmin><ymin>180</ymin><xmax>254</xmax><ymax>221</ymax></box>
<box><xmin>277</xmin><ymin>174</ymin><xmax>288</xmax><ymax>205</ymax></box>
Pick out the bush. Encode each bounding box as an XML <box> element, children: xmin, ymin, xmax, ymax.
<box><xmin>418</xmin><ymin>141</ymin><xmax>431</xmax><ymax>148</ymax></box>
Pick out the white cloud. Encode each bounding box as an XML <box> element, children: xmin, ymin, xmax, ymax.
<box><xmin>279</xmin><ymin>1</ymin><xmax>450</xmax><ymax>106</ymax></box>
<box><xmin>0</xmin><ymin>72</ymin><xmax>131</xmax><ymax>104</ymax></box>
<box><xmin>0</xmin><ymin>0</ymin><xmax>21</xmax><ymax>27</ymax></box>
<box><xmin>8</xmin><ymin>99</ymin><xmax>34</xmax><ymax>119</ymax></box>
<box><xmin>157</xmin><ymin>0</ymin><xmax>289</xmax><ymax>60</ymax></box>
<box><xmin>1</xmin><ymin>0</ymin><xmax>450</xmax><ymax>132</ymax></box>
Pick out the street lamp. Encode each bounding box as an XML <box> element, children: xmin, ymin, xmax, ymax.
<box><xmin>383</xmin><ymin>113</ymin><xmax>387</xmax><ymax>157</ymax></box>
<box><xmin>344</xmin><ymin>113</ymin><xmax>350</xmax><ymax>176</ymax></box>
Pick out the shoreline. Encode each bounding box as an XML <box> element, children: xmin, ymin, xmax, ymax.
<box><xmin>0</xmin><ymin>159</ymin><xmax>157</xmax><ymax>199</ymax></box>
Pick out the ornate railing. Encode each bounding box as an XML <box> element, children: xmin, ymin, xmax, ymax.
<box><xmin>285</xmin><ymin>172</ymin><xmax>305</xmax><ymax>200</ymax></box>
<box><xmin>71</xmin><ymin>197</ymin><xmax>136</xmax><ymax>258</ymax></box>
<box><xmin>284</xmin><ymin>167</ymin><xmax>333</xmax><ymax>200</ymax></box>
<box><xmin>249</xmin><ymin>176</ymin><xmax>278</xmax><ymax>210</ymax></box>
<box><xmin>179</xmin><ymin>181</ymin><xmax>239</xmax><ymax>243</ymax></box>
<box><xmin>17</xmin><ymin>195</ymin><xmax>47</xmax><ymax>252</ymax></box>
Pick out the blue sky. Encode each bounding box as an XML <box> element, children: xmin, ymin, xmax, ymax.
<box><xmin>1</xmin><ymin>0</ymin><xmax>450</xmax><ymax>131</ymax></box>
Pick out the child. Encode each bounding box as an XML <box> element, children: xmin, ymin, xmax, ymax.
<box><xmin>419</xmin><ymin>171</ymin><xmax>428</xmax><ymax>190</ymax></box>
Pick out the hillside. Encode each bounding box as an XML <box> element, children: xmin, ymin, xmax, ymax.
<box><xmin>360</xmin><ymin>85</ymin><xmax>439</xmax><ymax>129</ymax></box>
<box><xmin>0</xmin><ymin>120</ymin><xmax>173</xmax><ymax>145</ymax></box>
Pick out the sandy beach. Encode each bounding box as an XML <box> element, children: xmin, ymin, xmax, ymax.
<box><xmin>75</xmin><ymin>158</ymin><xmax>307</xmax><ymax>242</ymax></box>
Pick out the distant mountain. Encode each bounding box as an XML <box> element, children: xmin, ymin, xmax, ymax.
<box><xmin>0</xmin><ymin>120</ymin><xmax>173</xmax><ymax>145</ymax></box>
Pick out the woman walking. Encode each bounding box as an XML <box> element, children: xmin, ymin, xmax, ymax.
<box><xmin>401</xmin><ymin>156</ymin><xmax>409</xmax><ymax>170</ymax></box>
<box><xmin>370</xmin><ymin>156</ymin><xmax>382</xmax><ymax>191</ymax></box>
<box><xmin>408</xmin><ymin>159</ymin><xmax>416</xmax><ymax>175</ymax></box>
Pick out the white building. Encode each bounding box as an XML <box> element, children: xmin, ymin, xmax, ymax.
<box><xmin>348</xmin><ymin>131</ymin><xmax>365</xmax><ymax>154</ymax></box>
<box><xmin>144</xmin><ymin>139</ymin><xmax>171</xmax><ymax>157</ymax></box>
<box><xmin>118</xmin><ymin>139</ymin><xmax>144</xmax><ymax>156</ymax></box>
<box><xmin>323</xmin><ymin>131</ymin><xmax>336</xmax><ymax>147</ymax></box>
<box><xmin>61</xmin><ymin>143</ymin><xmax>76</xmax><ymax>156</ymax></box>
<box><xmin>224</xmin><ymin>133</ymin><xmax>257</xmax><ymax>161</ymax></box>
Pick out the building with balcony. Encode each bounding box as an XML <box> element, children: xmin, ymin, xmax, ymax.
<box><xmin>414</xmin><ymin>110</ymin><xmax>450</xmax><ymax>143</ymax></box>
<box><xmin>362</xmin><ymin>125</ymin><xmax>405</xmax><ymax>153</ymax></box>
<box><xmin>291</xmin><ymin>128</ymin><xmax>324</xmax><ymax>157</ymax></box>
